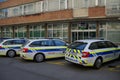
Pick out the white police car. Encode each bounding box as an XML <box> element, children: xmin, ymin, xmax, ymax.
<box><xmin>65</xmin><ymin>40</ymin><xmax>120</xmax><ymax>69</ymax></box>
<box><xmin>20</xmin><ymin>39</ymin><xmax>67</xmax><ymax>62</ymax></box>
<box><xmin>0</xmin><ymin>39</ymin><xmax>27</xmax><ymax>57</ymax></box>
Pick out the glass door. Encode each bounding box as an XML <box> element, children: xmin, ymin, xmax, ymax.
<box><xmin>71</xmin><ymin>22</ymin><xmax>96</xmax><ymax>42</ymax></box>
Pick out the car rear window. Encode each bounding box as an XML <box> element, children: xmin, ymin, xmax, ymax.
<box><xmin>68</xmin><ymin>42</ymin><xmax>87</xmax><ymax>50</ymax></box>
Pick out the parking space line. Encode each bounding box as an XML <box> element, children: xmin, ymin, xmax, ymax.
<box><xmin>108</xmin><ymin>65</ymin><xmax>120</xmax><ymax>72</ymax></box>
<box><xmin>46</xmin><ymin>61</ymin><xmax>65</xmax><ymax>65</ymax></box>
<box><xmin>99</xmin><ymin>65</ymin><xmax>120</xmax><ymax>72</ymax></box>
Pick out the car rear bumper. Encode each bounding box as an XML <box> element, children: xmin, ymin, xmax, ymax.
<box><xmin>65</xmin><ymin>54</ymin><xmax>95</xmax><ymax>66</ymax></box>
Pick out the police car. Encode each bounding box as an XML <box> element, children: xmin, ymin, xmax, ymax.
<box><xmin>0</xmin><ymin>39</ymin><xmax>27</xmax><ymax>57</ymax></box>
<box><xmin>65</xmin><ymin>40</ymin><xmax>120</xmax><ymax>69</ymax></box>
<box><xmin>20</xmin><ymin>39</ymin><xmax>67</xmax><ymax>62</ymax></box>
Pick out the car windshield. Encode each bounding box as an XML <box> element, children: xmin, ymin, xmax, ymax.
<box><xmin>68</xmin><ymin>42</ymin><xmax>87</xmax><ymax>50</ymax></box>
<box><xmin>22</xmin><ymin>40</ymin><xmax>30</xmax><ymax>47</ymax></box>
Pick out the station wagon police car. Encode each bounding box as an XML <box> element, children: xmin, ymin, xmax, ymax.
<box><xmin>0</xmin><ymin>39</ymin><xmax>27</xmax><ymax>57</ymax></box>
<box><xmin>20</xmin><ymin>39</ymin><xmax>67</xmax><ymax>62</ymax></box>
<box><xmin>65</xmin><ymin>40</ymin><xmax>120</xmax><ymax>69</ymax></box>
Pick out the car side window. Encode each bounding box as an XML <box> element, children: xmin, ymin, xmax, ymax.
<box><xmin>40</xmin><ymin>40</ymin><xmax>54</xmax><ymax>46</ymax></box>
<box><xmin>3</xmin><ymin>40</ymin><xmax>14</xmax><ymax>45</ymax></box>
<box><xmin>89</xmin><ymin>42</ymin><xmax>98</xmax><ymax>50</ymax></box>
<box><xmin>29</xmin><ymin>41</ymin><xmax>41</xmax><ymax>47</ymax></box>
<box><xmin>14</xmin><ymin>40</ymin><xmax>26</xmax><ymax>45</ymax></box>
<box><xmin>29</xmin><ymin>40</ymin><xmax>54</xmax><ymax>47</ymax></box>
<box><xmin>105</xmin><ymin>41</ymin><xmax>118</xmax><ymax>48</ymax></box>
<box><xmin>54</xmin><ymin>40</ymin><xmax>66</xmax><ymax>46</ymax></box>
<box><xmin>97</xmin><ymin>41</ymin><xmax>107</xmax><ymax>49</ymax></box>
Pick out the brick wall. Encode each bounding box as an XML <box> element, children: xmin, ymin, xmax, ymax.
<box><xmin>0</xmin><ymin>10</ymin><xmax>73</xmax><ymax>26</ymax></box>
<box><xmin>88</xmin><ymin>6</ymin><xmax>106</xmax><ymax>18</ymax></box>
<box><xmin>0</xmin><ymin>0</ymin><xmax>41</xmax><ymax>9</ymax></box>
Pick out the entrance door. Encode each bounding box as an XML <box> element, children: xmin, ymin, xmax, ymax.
<box><xmin>72</xmin><ymin>31</ymin><xmax>96</xmax><ymax>42</ymax></box>
<box><xmin>71</xmin><ymin>23</ymin><xmax>97</xmax><ymax>42</ymax></box>
<box><xmin>72</xmin><ymin>32</ymin><xmax>77</xmax><ymax>42</ymax></box>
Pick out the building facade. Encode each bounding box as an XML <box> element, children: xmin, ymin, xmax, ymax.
<box><xmin>0</xmin><ymin>0</ymin><xmax>120</xmax><ymax>43</ymax></box>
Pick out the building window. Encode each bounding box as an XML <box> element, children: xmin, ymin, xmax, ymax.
<box><xmin>14</xmin><ymin>26</ymin><xmax>27</xmax><ymax>38</ymax></box>
<box><xmin>29</xmin><ymin>25</ymin><xmax>45</xmax><ymax>39</ymax></box>
<box><xmin>60</xmin><ymin>0</ymin><xmax>67</xmax><ymax>10</ymax></box>
<box><xmin>44</xmin><ymin>0</ymin><xmax>68</xmax><ymax>11</ymax></box>
<box><xmin>67</xmin><ymin>0</ymin><xmax>73</xmax><ymax>9</ymax></box>
<box><xmin>35</xmin><ymin>1</ymin><xmax>43</xmax><ymax>13</ymax></box>
<box><xmin>106</xmin><ymin>0</ymin><xmax>120</xmax><ymax>16</ymax></box>
<box><xmin>73</xmin><ymin>0</ymin><xmax>82</xmax><ymax>9</ymax></box>
<box><xmin>83</xmin><ymin>0</ymin><xmax>89</xmax><ymax>8</ymax></box>
<box><xmin>47</xmin><ymin>0</ymin><xmax>59</xmax><ymax>11</ymax></box>
<box><xmin>107</xmin><ymin>22</ymin><xmax>120</xmax><ymax>42</ymax></box>
<box><xmin>97</xmin><ymin>0</ymin><xmax>105</xmax><ymax>6</ymax></box>
<box><xmin>0</xmin><ymin>9</ymin><xmax>8</xmax><ymax>18</ymax></box>
<box><xmin>0</xmin><ymin>0</ymin><xmax>7</xmax><ymax>2</ymax></box>
<box><xmin>8</xmin><ymin>6</ymin><xmax>22</xmax><ymax>17</ymax></box>
<box><xmin>73</xmin><ymin>0</ymin><xmax>89</xmax><ymax>9</ymax></box>
<box><xmin>24</xmin><ymin>3</ymin><xmax>35</xmax><ymax>15</ymax></box>
<box><xmin>47</xmin><ymin>23</ymin><xmax>68</xmax><ymax>41</ymax></box>
<box><xmin>89</xmin><ymin>0</ymin><xmax>96</xmax><ymax>7</ymax></box>
<box><xmin>2</xmin><ymin>27</ymin><xmax>13</xmax><ymax>38</ymax></box>
<box><xmin>99</xmin><ymin>22</ymin><xmax>120</xmax><ymax>43</ymax></box>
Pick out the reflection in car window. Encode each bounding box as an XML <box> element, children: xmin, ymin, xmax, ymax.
<box><xmin>29</xmin><ymin>40</ymin><xmax>54</xmax><ymax>47</ymax></box>
<box><xmin>89</xmin><ymin>41</ymin><xmax>117</xmax><ymax>50</ymax></box>
<box><xmin>54</xmin><ymin>40</ymin><xmax>66</xmax><ymax>46</ymax></box>
<box><xmin>14</xmin><ymin>40</ymin><xmax>26</xmax><ymax>44</ymax></box>
<box><xmin>68</xmin><ymin>42</ymin><xmax>87</xmax><ymax>50</ymax></box>
<box><xmin>105</xmin><ymin>41</ymin><xmax>117</xmax><ymax>48</ymax></box>
<box><xmin>3</xmin><ymin>40</ymin><xmax>26</xmax><ymax>45</ymax></box>
<box><xmin>3</xmin><ymin>40</ymin><xmax>13</xmax><ymax>45</ymax></box>
<box><xmin>97</xmin><ymin>41</ymin><xmax>107</xmax><ymax>49</ymax></box>
<box><xmin>29</xmin><ymin>41</ymin><xmax>41</xmax><ymax>47</ymax></box>
<box><xmin>89</xmin><ymin>42</ymin><xmax>98</xmax><ymax>50</ymax></box>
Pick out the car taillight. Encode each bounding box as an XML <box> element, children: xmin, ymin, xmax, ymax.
<box><xmin>23</xmin><ymin>48</ymin><xmax>28</xmax><ymax>53</ymax></box>
<box><xmin>82</xmin><ymin>52</ymin><xmax>90</xmax><ymax>58</ymax></box>
<box><xmin>0</xmin><ymin>46</ymin><xmax>2</xmax><ymax>48</ymax></box>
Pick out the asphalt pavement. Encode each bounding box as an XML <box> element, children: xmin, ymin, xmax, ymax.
<box><xmin>0</xmin><ymin>57</ymin><xmax>120</xmax><ymax>80</ymax></box>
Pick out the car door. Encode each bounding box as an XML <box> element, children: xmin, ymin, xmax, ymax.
<box><xmin>40</xmin><ymin>40</ymin><xmax>63</xmax><ymax>58</ymax></box>
<box><xmin>106</xmin><ymin>41</ymin><xmax>120</xmax><ymax>59</ymax></box>
<box><xmin>2</xmin><ymin>40</ymin><xmax>18</xmax><ymax>50</ymax></box>
<box><xmin>92</xmin><ymin>41</ymin><xmax>113</xmax><ymax>62</ymax></box>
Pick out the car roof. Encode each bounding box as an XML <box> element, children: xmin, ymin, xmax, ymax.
<box><xmin>28</xmin><ymin>38</ymin><xmax>62</xmax><ymax>42</ymax></box>
<box><xmin>75</xmin><ymin>39</ymin><xmax>108</xmax><ymax>43</ymax></box>
<box><xmin>3</xmin><ymin>38</ymin><xmax>26</xmax><ymax>41</ymax></box>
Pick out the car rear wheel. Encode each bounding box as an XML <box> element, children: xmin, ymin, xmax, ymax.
<box><xmin>7</xmin><ymin>50</ymin><xmax>16</xmax><ymax>58</ymax></box>
<box><xmin>34</xmin><ymin>54</ymin><xmax>44</xmax><ymax>62</ymax></box>
<box><xmin>94</xmin><ymin>58</ymin><xmax>102</xmax><ymax>69</ymax></box>
<box><xmin>118</xmin><ymin>54</ymin><xmax>120</xmax><ymax>59</ymax></box>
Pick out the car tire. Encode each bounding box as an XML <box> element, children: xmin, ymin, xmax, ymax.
<box><xmin>7</xmin><ymin>50</ymin><xmax>16</xmax><ymax>58</ymax></box>
<box><xmin>118</xmin><ymin>54</ymin><xmax>120</xmax><ymax>59</ymax></box>
<box><xmin>94</xmin><ymin>58</ymin><xmax>102</xmax><ymax>69</ymax></box>
<box><xmin>34</xmin><ymin>54</ymin><xmax>44</xmax><ymax>62</ymax></box>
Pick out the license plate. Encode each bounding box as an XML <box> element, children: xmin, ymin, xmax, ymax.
<box><xmin>66</xmin><ymin>57</ymin><xmax>78</xmax><ymax>63</ymax></box>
